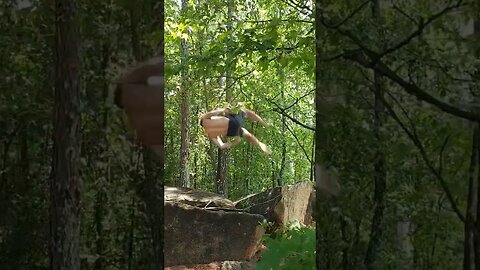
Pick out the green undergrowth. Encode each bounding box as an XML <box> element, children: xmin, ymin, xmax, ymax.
<box><xmin>256</xmin><ymin>221</ymin><xmax>316</xmax><ymax>270</ymax></box>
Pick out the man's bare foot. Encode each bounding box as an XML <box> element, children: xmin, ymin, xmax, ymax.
<box><xmin>260</xmin><ymin>143</ymin><xmax>272</xmax><ymax>155</ymax></box>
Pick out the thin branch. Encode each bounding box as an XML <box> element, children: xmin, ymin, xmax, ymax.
<box><xmin>284</xmin><ymin>122</ymin><xmax>312</xmax><ymax>163</ymax></box>
<box><xmin>317</xmin><ymin>1</ymin><xmax>373</xmax><ymax>53</ymax></box>
<box><xmin>387</xmin><ymin>90</ymin><xmax>451</xmax><ymax>177</ymax></box>
<box><xmin>392</xmin><ymin>2</ymin><xmax>418</xmax><ymax>24</ymax></box>
<box><xmin>284</xmin><ymin>0</ymin><xmax>313</xmax><ymax>14</ymax></box>
<box><xmin>283</xmin><ymin>88</ymin><xmax>315</xmax><ymax>111</ymax></box>
<box><xmin>318</xmin><ymin>52</ymin><xmax>347</xmax><ymax>62</ymax></box>
<box><xmin>422</xmin><ymin>59</ymin><xmax>476</xmax><ymax>83</ymax></box>
<box><xmin>377</xmin><ymin>0</ymin><xmax>467</xmax><ymax>60</ymax></box>
<box><xmin>246</xmin><ymin>43</ymin><xmax>299</xmax><ymax>52</ymax></box>
<box><xmin>225</xmin><ymin>56</ymin><xmax>279</xmax><ymax>101</ymax></box>
<box><xmin>226</xmin><ymin>69</ymin><xmax>256</xmax><ymax>89</ymax></box>
<box><xmin>319</xmin><ymin>0</ymin><xmax>370</xmax><ymax>29</ymax></box>
<box><xmin>438</xmin><ymin>134</ymin><xmax>451</xmax><ymax>174</ymax></box>
<box><xmin>343</xmin><ymin>49</ymin><xmax>480</xmax><ymax>121</ymax></box>
<box><xmin>379</xmin><ymin>94</ymin><xmax>466</xmax><ymax>223</ymax></box>
<box><xmin>321</xmin><ymin>0</ymin><xmax>467</xmax><ymax>64</ymax></box>
<box><xmin>272</xmin><ymin>107</ymin><xmax>314</xmax><ymax>131</ymax></box>
<box><xmin>386</xmin><ymin>91</ymin><xmax>416</xmax><ymax>131</ymax></box>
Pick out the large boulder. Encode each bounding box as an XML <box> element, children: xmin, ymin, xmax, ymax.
<box><xmin>164</xmin><ymin>187</ymin><xmax>265</xmax><ymax>267</ymax></box>
<box><xmin>304</xmin><ymin>189</ymin><xmax>315</xmax><ymax>226</ymax></box>
<box><xmin>234</xmin><ymin>181</ymin><xmax>314</xmax><ymax>228</ymax></box>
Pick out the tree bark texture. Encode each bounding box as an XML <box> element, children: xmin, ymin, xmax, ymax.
<box><xmin>178</xmin><ymin>82</ymin><xmax>190</xmax><ymax>189</ymax></box>
<box><xmin>464</xmin><ymin>125</ymin><xmax>478</xmax><ymax>270</ymax></box>
<box><xmin>94</xmin><ymin>34</ymin><xmax>112</xmax><ymax>270</ymax></box>
<box><xmin>141</xmin><ymin>148</ymin><xmax>164</xmax><ymax>270</ymax></box>
<box><xmin>215</xmin><ymin>0</ymin><xmax>235</xmax><ymax>196</ymax></box>
<box><xmin>315</xmin><ymin>0</ymin><xmax>326</xmax><ymax>268</ymax></box>
<box><xmin>129</xmin><ymin>3</ymin><xmax>164</xmax><ymax>269</ymax></box>
<box><xmin>178</xmin><ymin>0</ymin><xmax>190</xmax><ymax>188</ymax></box>
<box><xmin>50</xmin><ymin>0</ymin><xmax>81</xmax><ymax>268</ymax></box>
<box><xmin>474</xmin><ymin>12</ymin><xmax>480</xmax><ymax>269</ymax></box>
<box><xmin>364</xmin><ymin>71</ymin><xmax>387</xmax><ymax>270</ymax></box>
<box><xmin>364</xmin><ymin>2</ymin><xmax>388</xmax><ymax>268</ymax></box>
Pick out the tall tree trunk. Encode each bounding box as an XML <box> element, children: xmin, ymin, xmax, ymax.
<box><xmin>204</xmin><ymin>80</ymin><xmax>216</xmax><ymax>182</ymax></box>
<box><xmin>178</xmin><ymin>0</ymin><xmax>190</xmax><ymax>188</ymax></box>
<box><xmin>364</xmin><ymin>1</ymin><xmax>387</xmax><ymax>269</ymax></box>
<box><xmin>340</xmin><ymin>217</ymin><xmax>349</xmax><ymax>270</ymax></box>
<box><xmin>364</xmin><ymin>74</ymin><xmax>387</xmax><ymax>269</ymax></box>
<box><xmin>140</xmin><ymin>150</ymin><xmax>164</xmax><ymax>270</ymax></box>
<box><xmin>315</xmin><ymin>2</ymin><xmax>322</xmax><ymax>269</ymax></box>
<box><xmin>19</xmin><ymin>121</ymin><xmax>30</xmax><ymax>192</ymax></box>
<box><xmin>315</xmin><ymin>0</ymin><xmax>328</xmax><ymax>268</ymax></box>
<box><xmin>310</xmin><ymin>136</ymin><xmax>315</xmax><ymax>181</ymax></box>
<box><xmin>475</xmin><ymin>123</ymin><xmax>480</xmax><ymax>269</ymax></box>
<box><xmin>215</xmin><ymin>0</ymin><xmax>234</xmax><ymax>196</ymax></box>
<box><xmin>129</xmin><ymin>4</ymin><xmax>164</xmax><ymax>269</ymax></box>
<box><xmin>94</xmin><ymin>33</ymin><xmax>112</xmax><ymax>270</ymax></box>
<box><xmin>50</xmin><ymin>0</ymin><xmax>81</xmax><ymax>268</ymax></box>
<box><xmin>472</xmin><ymin>12</ymin><xmax>480</xmax><ymax>269</ymax></box>
<box><xmin>127</xmin><ymin>197</ymin><xmax>135</xmax><ymax>270</ymax></box>
<box><xmin>464</xmin><ymin>126</ymin><xmax>478</xmax><ymax>270</ymax></box>
<box><xmin>216</xmin><ymin>147</ymin><xmax>228</xmax><ymax>195</ymax></box>
<box><xmin>278</xmin><ymin>68</ymin><xmax>287</xmax><ymax>187</ymax></box>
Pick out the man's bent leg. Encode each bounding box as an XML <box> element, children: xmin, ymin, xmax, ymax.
<box><xmin>241</xmin><ymin>128</ymin><xmax>271</xmax><ymax>155</ymax></box>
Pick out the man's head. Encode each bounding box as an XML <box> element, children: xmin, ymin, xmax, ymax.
<box><xmin>228</xmin><ymin>101</ymin><xmax>245</xmax><ymax>114</ymax></box>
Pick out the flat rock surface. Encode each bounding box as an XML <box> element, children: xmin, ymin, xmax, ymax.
<box><xmin>165</xmin><ymin>261</ymin><xmax>255</xmax><ymax>270</ymax></box>
<box><xmin>165</xmin><ymin>186</ymin><xmax>235</xmax><ymax>208</ymax></box>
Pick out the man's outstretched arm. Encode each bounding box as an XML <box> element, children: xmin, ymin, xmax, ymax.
<box><xmin>201</xmin><ymin>108</ymin><xmax>229</xmax><ymax>120</ymax></box>
<box><xmin>243</xmin><ymin>109</ymin><xmax>270</xmax><ymax>127</ymax></box>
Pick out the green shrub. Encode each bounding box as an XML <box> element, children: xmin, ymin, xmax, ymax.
<box><xmin>256</xmin><ymin>222</ymin><xmax>316</xmax><ymax>270</ymax></box>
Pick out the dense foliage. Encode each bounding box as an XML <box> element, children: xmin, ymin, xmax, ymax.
<box><xmin>0</xmin><ymin>0</ymin><xmax>163</xmax><ymax>268</ymax></box>
<box><xmin>164</xmin><ymin>0</ymin><xmax>314</xmax><ymax>199</ymax></box>
<box><xmin>315</xmin><ymin>0</ymin><xmax>480</xmax><ymax>269</ymax></box>
<box><xmin>3</xmin><ymin>0</ymin><xmax>480</xmax><ymax>269</ymax></box>
<box><xmin>257</xmin><ymin>222</ymin><xmax>316</xmax><ymax>270</ymax></box>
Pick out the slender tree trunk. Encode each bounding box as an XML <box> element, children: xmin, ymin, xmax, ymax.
<box><xmin>364</xmin><ymin>1</ymin><xmax>387</xmax><ymax>269</ymax></box>
<box><xmin>178</xmin><ymin>0</ymin><xmax>190</xmax><ymax>188</ymax></box>
<box><xmin>472</xmin><ymin>13</ymin><xmax>480</xmax><ymax>269</ymax></box>
<box><xmin>216</xmin><ymin>148</ymin><xmax>228</xmax><ymax>195</ymax></box>
<box><xmin>310</xmin><ymin>136</ymin><xmax>315</xmax><ymax>181</ymax></box>
<box><xmin>364</xmin><ymin>74</ymin><xmax>387</xmax><ymax>269</ymax></box>
<box><xmin>215</xmin><ymin>0</ymin><xmax>235</xmax><ymax>197</ymax></box>
<box><xmin>315</xmin><ymin>0</ymin><xmax>324</xmax><ymax>267</ymax></box>
<box><xmin>50</xmin><ymin>0</ymin><xmax>81</xmax><ymax>268</ymax></box>
<box><xmin>141</xmin><ymin>151</ymin><xmax>164</xmax><ymax>270</ymax></box>
<box><xmin>94</xmin><ymin>186</ymin><xmax>106</xmax><ymax>269</ymax></box>
<box><xmin>278</xmin><ymin>69</ymin><xmax>287</xmax><ymax>187</ymax></box>
<box><xmin>19</xmin><ymin>122</ymin><xmax>30</xmax><ymax>192</ymax></box>
<box><xmin>193</xmin><ymin>155</ymin><xmax>197</xmax><ymax>189</ymax></box>
<box><xmin>475</xmin><ymin>128</ymin><xmax>480</xmax><ymax>269</ymax></box>
<box><xmin>340</xmin><ymin>217</ymin><xmax>349</xmax><ymax>270</ymax></box>
<box><xmin>127</xmin><ymin>197</ymin><xmax>135</xmax><ymax>270</ymax></box>
<box><xmin>464</xmin><ymin>126</ymin><xmax>478</xmax><ymax>270</ymax></box>
<box><xmin>94</xmin><ymin>35</ymin><xmax>112</xmax><ymax>270</ymax></box>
